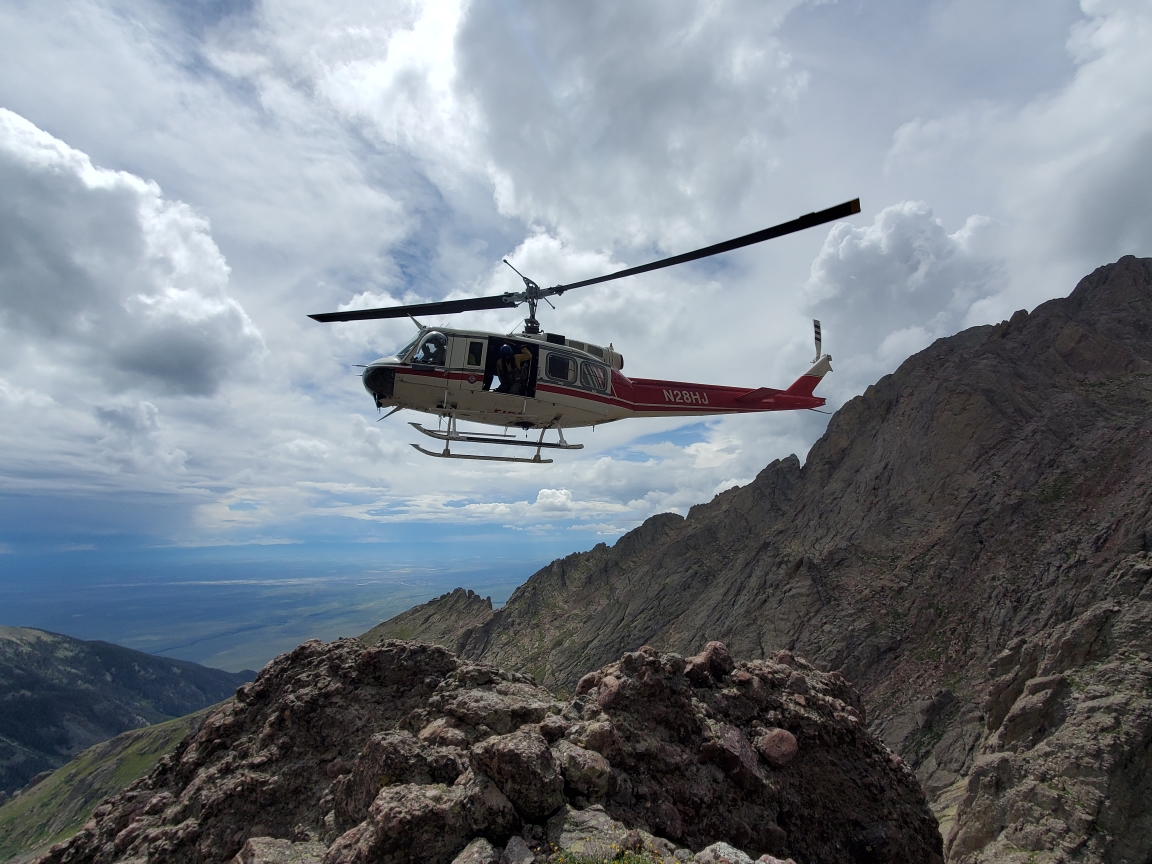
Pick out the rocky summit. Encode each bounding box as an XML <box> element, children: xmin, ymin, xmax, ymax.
<box><xmin>35</xmin><ymin>638</ymin><xmax>941</xmax><ymax>864</ymax></box>
<box><xmin>365</xmin><ymin>256</ymin><xmax>1152</xmax><ymax>863</ymax></box>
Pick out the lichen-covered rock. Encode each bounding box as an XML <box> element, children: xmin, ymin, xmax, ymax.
<box><xmin>450</xmin><ymin>837</ymin><xmax>498</xmax><ymax>864</ymax></box>
<box><xmin>545</xmin><ymin>805</ymin><xmax>676</xmax><ymax>861</ymax></box>
<box><xmin>694</xmin><ymin>842</ymin><xmax>754</xmax><ymax>864</ymax></box>
<box><xmin>36</xmin><ymin>639</ymin><xmax>940</xmax><ymax>864</ymax></box>
<box><xmin>231</xmin><ymin>837</ymin><xmax>327</xmax><ymax>864</ymax></box>
<box><xmin>499</xmin><ymin>835</ymin><xmax>533</xmax><ymax>864</ymax></box>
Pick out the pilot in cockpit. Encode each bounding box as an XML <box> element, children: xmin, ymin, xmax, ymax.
<box><xmin>414</xmin><ymin>331</ymin><xmax>447</xmax><ymax>366</ymax></box>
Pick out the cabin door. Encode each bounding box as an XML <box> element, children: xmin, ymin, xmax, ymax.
<box><xmin>450</xmin><ymin>336</ymin><xmax>487</xmax><ymax>393</ymax></box>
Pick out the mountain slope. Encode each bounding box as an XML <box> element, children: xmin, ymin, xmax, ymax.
<box><xmin>367</xmin><ymin>256</ymin><xmax>1152</xmax><ymax>862</ymax></box>
<box><xmin>0</xmin><ymin>707</ymin><xmax>212</xmax><ymax>864</ymax></box>
<box><xmin>361</xmin><ymin>588</ymin><xmax>496</xmax><ymax>652</ymax></box>
<box><xmin>0</xmin><ymin>626</ymin><xmax>254</xmax><ymax>796</ymax></box>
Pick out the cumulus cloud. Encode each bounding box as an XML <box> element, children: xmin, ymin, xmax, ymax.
<box><xmin>0</xmin><ymin>108</ymin><xmax>264</xmax><ymax>396</ymax></box>
<box><xmin>456</xmin><ymin>0</ymin><xmax>810</xmax><ymax>248</ymax></box>
<box><xmin>210</xmin><ymin>0</ymin><xmax>813</xmax><ymax>255</ymax></box>
<box><xmin>804</xmin><ymin>201</ymin><xmax>1005</xmax><ymax>396</ymax></box>
<box><xmin>1006</xmin><ymin>0</ymin><xmax>1152</xmax><ymax>276</ymax></box>
<box><xmin>881</xmin><ymin>0</ymin><xmax>1152</xmax><ymax>311</ymax></box>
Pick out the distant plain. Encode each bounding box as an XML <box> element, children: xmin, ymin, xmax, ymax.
<box><xmin>0</xmin><ymin>541</ymin><xmax>547</xmax><ymax>671</ymax></box>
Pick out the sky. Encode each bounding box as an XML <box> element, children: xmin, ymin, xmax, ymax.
<box><xmin>1</xmin><ymin>0</ymin><xmax>1150</xmax><ymax>668</ymax></box>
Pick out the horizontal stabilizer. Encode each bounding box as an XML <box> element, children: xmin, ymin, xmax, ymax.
<box><xmin>735</xmin><ymin>387</ymin><xmax>781</xmax><ymax>404</ymax></box>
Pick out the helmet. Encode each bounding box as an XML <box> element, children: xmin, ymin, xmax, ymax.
<box><xmin>500</xmin><ymin>344</ymin><xmax>514</xmax><ymax>357</ymax></box>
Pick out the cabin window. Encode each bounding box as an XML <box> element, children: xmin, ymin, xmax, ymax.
<box><xmin>580</xmin><ymin>361</ymin><xmax>608</xmax><ymax>391</ymax></box>
<box><xmin>466</xmin><ymin>341</ymin><xmax>484</xmax><ymax>367</ymax></box>
<box><xmin>546</xmin><ymin>353</ymin><xmax>578</xmax><ymax>383</ymax></box>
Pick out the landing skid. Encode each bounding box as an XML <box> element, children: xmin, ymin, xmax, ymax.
<box><xmin>411</xmin><ymin>444</ymin><xmax>553</xmax><ymax>464</ymax></box>
<box><xmin>409</xmin><ymin>421</ymin><xmax>582</xmax><ymax>464</ymax></box>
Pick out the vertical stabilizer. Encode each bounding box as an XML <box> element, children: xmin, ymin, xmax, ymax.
<box><xmin>785</xmin><ymin>354</ymin><xmax>833</xmax><ymax>398</ymax></box>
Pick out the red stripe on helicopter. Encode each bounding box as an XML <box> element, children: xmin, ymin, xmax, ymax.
<box><xmin>395</xmin><ymin>366</ymin><xmax>824</xmax><ymax>411</ymax></box>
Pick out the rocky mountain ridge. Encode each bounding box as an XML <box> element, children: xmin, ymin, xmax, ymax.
<box><xmin>366</xmin><ymin>256</ymin><xmax>1152</xmax><ymax>863</ymax></box>
<box><xmin>35</xmin><ymin>638</ymin><xmax>941</xmax><ymax>864</ymax></box>
<box><xmin>0</xmin><ymin>626</ymin><xmax>254</xmax><ymax>799</ymax></box>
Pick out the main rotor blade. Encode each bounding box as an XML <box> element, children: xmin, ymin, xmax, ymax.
<box><xmin>551</xmin><ymin>198</ymin><xmax>861</xmax><ymax>293</ymax></box>
<box><xmin>308</xmin><ymin>293</ymin><xmax>518</xmax><ymax>323</ymax></box>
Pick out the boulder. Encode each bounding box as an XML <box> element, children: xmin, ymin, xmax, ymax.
<box><xmin>458</xmin><ymin>770</ymin><xmax>520</xmax><ymax>842</ymax></box>
<box><xmin>499</xmin><ymin>836</ymin><xmax>533</xmax><ymax>864</ymax></box>
<box><xmin>323</xmin><ymin>783</ymin><xmax>472</xmax><ymax>864</ymax></box>
<box><xmin>552</xmin><ymin>739</ymin><xmax>610</xmax><ymax>800</ymax></box>
<box><xmin>333</xmin><ymin>730</ymin><xmax>465</xmax><ymax>827</ymax></box>
<box><xmin>470</xmin><ymin>729</ymin><xmax>564</xmax><ymax>822</ymax></box>
<box><xmin>755</xmin><ymin>729</ymin><xmax>798</xmax><ymax>768</ymax></box>
<box><xmin>694</xmin><ymin>842</ymin><xmax>754</xmax><ymax>864</ymax></box>
<box><xmin>545</xmin><ymin>805</ymin><xmax>676</xmax><ymax>861</ymax></box>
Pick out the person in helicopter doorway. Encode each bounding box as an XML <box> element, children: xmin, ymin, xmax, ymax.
<box><xmin>494</xmin><ymin>344</ymin><xmax>517</xmax><ymax>393</ymax></box>
<box><xmin>495</xmin><ymin>343</ymin><xmax>535</xmax><ymax>394</ymax></box>
<box><xmin>510</xmin><ymin>344</ymin><xmax>534</xmax><ymax>395</ymax></box>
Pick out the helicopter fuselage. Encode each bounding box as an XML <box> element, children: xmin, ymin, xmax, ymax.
<box><xmin>362</xmin><ymin>325</ymin><xmax>830</xmax><ymax>431</ymax></box>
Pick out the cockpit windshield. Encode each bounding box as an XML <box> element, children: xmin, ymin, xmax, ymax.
<box><xmin>394</xmin><ymin>332</ymin><xmax>422</xmax><ymax>361</ymax></box>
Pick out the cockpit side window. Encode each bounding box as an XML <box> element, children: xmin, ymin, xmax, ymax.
<box><xmin>546</xmin><ymin>352</ymin><xmax>578</xmax><ymax>383</ymax></box>
<box><xmin>412</xmin><ymin>331</ymin><xmax>448</xmax><ymax>366</ymax></box>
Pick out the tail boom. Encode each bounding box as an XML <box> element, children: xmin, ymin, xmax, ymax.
<box><xmin>613</xmin><ymin>354</ymin><xmax>831</xmax><ymax>417</ymax></box>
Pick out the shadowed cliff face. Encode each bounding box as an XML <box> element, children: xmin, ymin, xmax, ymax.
<box><xmin>369</xmin><ymin>256</ymin><xmax>1152</xmax><ymax>863</ymax></box>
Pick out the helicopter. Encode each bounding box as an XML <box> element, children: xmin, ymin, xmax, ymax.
<box><xmin>310</xmin><ymin>198</ymin><xmax>860</xmax><ymax>463</ymax></box>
